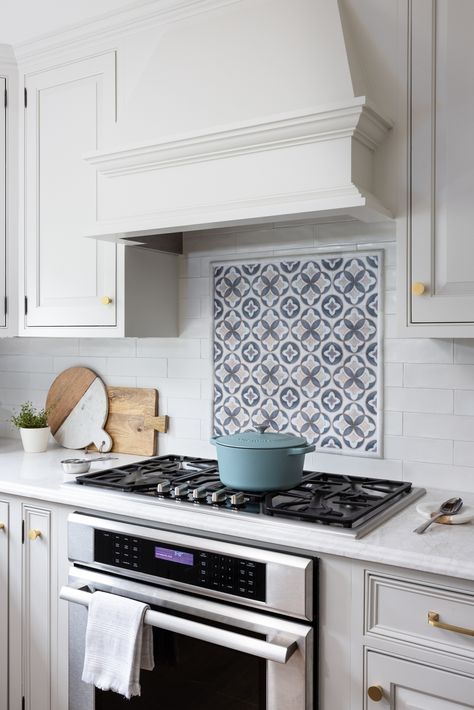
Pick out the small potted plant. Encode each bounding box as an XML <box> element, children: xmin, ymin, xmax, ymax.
<box><xmin>10</xmin><ymin>402</ymin><xmax>50</xmax><ymax>453</ymax></box>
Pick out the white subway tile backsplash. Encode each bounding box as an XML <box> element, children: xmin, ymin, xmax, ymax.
<box><xmin>385</xmin><ymin>339</ymin><xmax>453</xmax><ymax>364</ymax></box>
<box><xmin>404</xmin><ymin>412</ymin><xmax>474</xmax><ymax>441</ymax></box>
<box><xmin>386</xmin><ymin>387</ymin><xmax>453</xmax><ymax>414</ymax></box>
<box><xmin>404</xmin><ymin>364</ymin><xmax>474</xmax><ymax>389</ymax></box>
<box><xmin>79</xmin><ymin>338</ymin><xmax>136</xmax><ymax>357</ymax></box>
<box><xmin>384</xmin><ymin>435</ymin><xmax>453</xmax><ymax>464</ymax></box>
<box><xmin>453</xmin><ymin>441</ymin><xmax>474</xmax><ymax>467</ymax></box>
<box><xmin>454</xmin><ymin>390</ymin><xmax>474</xmax><ymax>416</ymax></box>
<box><xmin>0</xmin><ymin>227</ymin><xmax>473</xmax><ymax>493</ymax></box>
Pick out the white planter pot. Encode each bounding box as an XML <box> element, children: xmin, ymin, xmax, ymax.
<box><xmin>19</xmin><ymin>427</ymin><xmax>50</xmax><ymax>453</ymax></box>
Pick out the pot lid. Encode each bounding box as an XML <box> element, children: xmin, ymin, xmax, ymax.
<box><xmin>213</xmin><ymin>425</ymin><xmax>308</xmax><ymax>450</ymax></box>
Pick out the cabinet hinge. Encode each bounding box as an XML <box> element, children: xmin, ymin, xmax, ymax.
<box><xmin>24</xmin><ymin>296</ymin><xmax>28</xmax><ymax>316</ymax></box>
<box><xmin>24</xmin><ymin>87</ymin><xmax>27</xmax><ymax>108</ymax></box>
<box><xmin>22</xmin><ymin>519</ymin><xmax>24</xmax><ymax>544</ymax></box>
<box><xmin>3</xmin><ymin>88</ymin><xmax>6</xmax><ymax>109</ymax></box>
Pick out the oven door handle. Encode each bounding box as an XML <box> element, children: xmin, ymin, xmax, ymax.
<box><xmin>60</xmin><ymin>585</ymin><xmax>298</xmax><ymax>664</ymax></box>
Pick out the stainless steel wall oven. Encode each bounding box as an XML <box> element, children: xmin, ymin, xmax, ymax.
<box><xmin>61</xmin><ymin>512</ymin><xmax>317</xmax><ymax>710</ymax></box>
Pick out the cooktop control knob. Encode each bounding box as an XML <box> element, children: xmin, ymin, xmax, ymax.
<box><xmin>156</xmin><ymin>480</ymin><xmax>171</xmax><ymax>495</ymax></box>
<box><xmin>192</xmin><ymin>486</ymin><xmax>208</xmax><ymax>502</ymax></box>
<box><xmin>229</xmin><ymin>492</ymin><xmax>245</xmax><ymax>508</ymax></box>
<box><xmin>211</xmin><ymin>489</ymin><xmax>227</xmax><ymax>505</ymax></box>
<box><xmin>174</xmin><ymin>483</ymin><xmax>189</xmax><ymax>499</ymax></box>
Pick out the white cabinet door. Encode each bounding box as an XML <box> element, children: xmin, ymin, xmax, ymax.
<box><xmin>0</xmin><ymin>77</ymin><xmax>5</xmax><ymax>329</ymax></box>
<box><xmin>0</xmin><ymin>500</ymin><xmax>8</xmax><ymax>710</ymax></box>
<box><xmin>23</xmin><ymin>505</ymin><xmax>51</xmax><ymax>710</ymax></box>
<box><xmin>24</xmin><ymin>53</ymin><xmax>117</xmax><ymax>327</ymax></box>
<box><xmin>366</xmin><ymin>651</ymin><xmax>474</xmax><ymax>708</ymax></box>
<box><xmin>409</xmin><ymin>0</ymin><xmax>474</xmax><ymax>328</ymax></box>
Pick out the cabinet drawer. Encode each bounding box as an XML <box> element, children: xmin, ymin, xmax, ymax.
<box><xmin>366</xmin><ymin>573</ymin><xmax>474</xmax><ymax>661</ymax></box>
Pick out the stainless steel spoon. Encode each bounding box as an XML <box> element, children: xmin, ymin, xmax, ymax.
<box><xmin>413</xmin><ymin>496</ymin><xmax>463</xmax><ymax>534</ymax></box>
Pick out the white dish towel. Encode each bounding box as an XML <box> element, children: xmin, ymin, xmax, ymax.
<box><xmin>81</xmin><ymin>590</ymin><xmax>154</xmax><ymax>698</ymax></box>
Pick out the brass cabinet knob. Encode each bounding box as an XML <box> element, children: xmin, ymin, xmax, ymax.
<box><xmin>0</xmin><ymin>523</ymin><xmax>5</xmax><ymax>531</ymax></box>
<box><xmin>28</xmin><ymin>529</ymin><xmax>42</xmax><ymax>541</ymax></box>
<box><xmin>101</xmin><ymin>296</ymin><xmax>113</xmax><ymax>305</ymax></box>
<box><xmin>368</xmin><ymin>685</ymin><xmax>384</xmax><ymax>702</ymax></box>
<box><xmin>412</xmin><ymin>282</ymin><xmax>426</xmax><ymax>296</ymax></box>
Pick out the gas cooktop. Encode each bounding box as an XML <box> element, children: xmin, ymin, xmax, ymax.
<box><xmin>74</xmin><ymin>455</ymin><xmax>425</xmax><ymax>537</ymax></box>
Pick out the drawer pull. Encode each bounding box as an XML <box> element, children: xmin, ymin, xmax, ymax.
<box><xmin>412</xmin><ymin>281</ymin><xmax>426</xmax><ymax>296</ymax></box>
<box><xmin>428</xmin><ymin>611</ymin><xmax>474</xmax><ymax>637</ymax></box>
<box><xmin>367</xmin><ymin>685</ymin><xmax>384</xmax><ymax>702</ymax></box>
<box><xmin>28</xmin><ymin>529</ymin><xmax>42</xmax><ymax>541</ymax></box>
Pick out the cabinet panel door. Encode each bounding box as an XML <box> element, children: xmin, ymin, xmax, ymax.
<box><xmin>25</xmin><ymin>53</ymin><xmax>117</xmax><ymax>327</ymax></box>
<box><xmin>23</xmin><ymin>505</ymin><xmax>51</xmax><ymax>710</ymax></box>
<box><xmin>410</xmin><ymin>0</ymin><xmax>474</xmax><ymax>324</ymax></box>
<box><xmin>366</xmin><ymin>651</ymin><xmax>474</xmax><ymax>708</ymax></box>
<box><xmin>0</xmin><ymin>77</ymin><xmax>5</xmax><ymax>329</ymax></box>
<box><xmin>0</xmin><ymin>500</ymin><xmax>8</xmax><ymax>710</ymax></box>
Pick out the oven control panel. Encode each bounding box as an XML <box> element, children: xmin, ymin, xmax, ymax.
<box><xmin>94</xmin><ymin>530</ymin><xmax>266</xmax><ymax>601</ymax></box>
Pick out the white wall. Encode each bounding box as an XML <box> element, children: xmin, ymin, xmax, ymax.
<box><xmin>1</xmin><ymin>220</ymin><xmax>474</xmax><ymax>493</ymax></box>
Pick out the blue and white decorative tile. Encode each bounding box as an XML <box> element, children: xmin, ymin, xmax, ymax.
<box><xmin>213</xmin><ymin>252</ymin><xmax>383</xmax><ymax>457</ymax></box>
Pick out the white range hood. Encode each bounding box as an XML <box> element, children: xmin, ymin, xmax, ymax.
<box><xmin>84</xmin><ymin>0</ymin><xmax>393</xmax><ymax>247</ymax></box>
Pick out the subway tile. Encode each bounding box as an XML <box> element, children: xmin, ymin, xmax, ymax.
<box><xmin>305</xmin><ymin>451</ymin><xmax>402</xmax><ymax>478</ymax></box>
<box><xmin>384</xmin><ymin>435</ymin><xmax>453</xmax><ymax>464</ymax></box>
<box><xmin>384</xmin><ymin>363</ymin><xmax>403</xmax><ymax>387</ymax></box>
<box><xmin>385</xmin><ymin>387</ymin><xmax>453</xmax><ymax>414</ymax></box>
<box><xmin>384</xmin><ymin>339</ymin><xmax>452</xmax><ymax>364</ymax></box>
<box><xmin>384</xmin><ymin>314</ymin><xmax>398</xmax><ymax>339</ymax></box>
<box><xmin>404</xmin><ymin>412</ymin><xmax>474</xmax><ymax>441</ymax></box>
<box><xmin>384</xmin><ymin>267</ymin><xmax>396</xmax><ymax>292</ymax></box>
<box><xmin>167</xmin><ymin>418</ymin><xmax>202</xmax><ymax>440</ymax></box>
<box><xmin>235</xmin><ymin>226</ymin><xmax>315</xmax><ymax>253</ymax></box>
<box><xmin>0</xmin><ymin>337</ymin><xmax>79</xmax><ymax>356</ymax></box>
<box><xmin>79</xmin><ymin>338</ymin><xmax>136</xmax><ymax>357</ymax></box>
<box><xmin>454</xmin><ymin>390</ymin><xmax>474</xmax><ymax>416</ymax></box>
<box><xmin>179</xmin><ymin>318</ymin><xmax>212</xmax><ymax>339</ymax></box>
<box><xmin>0</xmin><ymin>372</ymin><xmax>55</xmax><ymax>390</ymax></box>
<box><xmin>179</xmin><ymin>277</ymin><xmax>209</xmax><ymax>300</ymax></box>
<box><xmin>136</xmin><ymin>377</ymin><xmax>201</xmax><ymax>399</ymax></box>
<box><xmin>166</xmin><ymin>398</ymin><xmax>212</xmax><ymax>420</ymax></box>
<box><xmin>137</xmin><ymin>338</ymin><xmax>201</xmax><ymax>359</ymax></box>
<box><xmin>105</xmin><ymin>357</ymin><xmax>166</xmax><ymax>378</ymax></box>
<box><xmin>179</xmin><ymin>299</ymin><xmax>201</xmax><ymax>318</ymax></box>
<box><xmin>383</xmin><ymin>290</ymin><xmax>397</xmax><ymax>315</ymax></box>
<box><xmin>454</xmin><ymin>340</ymin><xmax>474</xmax><ymax>363</ymax></box>
<box><xmin>0</xmin><ymin>355</ymin><xmax>53</xmax><ymax>373</ymax></box>
<box><xmin>168</xmin><ymin>358</ymin><xmax>211</xmax><ymax>379</ymax></box>
<box><xmin>200</xmin><ymin>339</ymin><xmax>211</xmax><ymax>359</ymax></box>
<box><xmin>384</xmin><ymin>411</ymin><xmax>402</xmax><ymax>436</ymax></box>
<box><xmin>404</xmin><ymin>364</ymin><xmax>474</xmax><ymax>389</ymax></box>
<box><xmin>454</xmin><ymin>441</ymin><xmax>474</xmax><ymax>467</ymax></box>
<box><xmin>52</xmin><ymin>356</ymin><xmax>107</xmax><ymax>375</ymax></box>
<box><xmin>316</xmin><ymin>221</ymin><xmax>395</xmax><ymax>244</ymax></box>
<box><xmin>403</xmin><ymin>461</ymin><xmax>474</xmax><ymax>492</ymax></box>
<box><xmin>178</xmin><ymin>256</ymin><xmax>201</xmax><ymax>279</ymax></box>
<box><xmin>183</xmin><ymin>231</ymin><xmax>236</xmax><ymax>256</ymax></box>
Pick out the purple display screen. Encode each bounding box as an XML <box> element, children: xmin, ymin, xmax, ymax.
<box><xmin>154</xmin><ymin>546</ymin><xmax>194</xmax><ymax>566</ymax></box>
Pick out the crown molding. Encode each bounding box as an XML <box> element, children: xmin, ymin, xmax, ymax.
<box><xmin>84</xmin><ymin>97</ymin><xmax>392</xmax><ymax>178</ymax></box>
<box><xmin>14</xmin><ymin>0</ymin><xmax>241</xmax><ymax>65</ymax></box>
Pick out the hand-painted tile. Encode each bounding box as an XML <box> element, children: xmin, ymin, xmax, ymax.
<box><xmin>213</xmin><ymin>251</ymin><xmax>382</xmax><ymax>456</ymax></box>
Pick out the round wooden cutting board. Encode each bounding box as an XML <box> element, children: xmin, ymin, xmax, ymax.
<box><xmin>46</xmin><ymin>367</ymin><xmax>112</xmax><ymax>451</ymax></box>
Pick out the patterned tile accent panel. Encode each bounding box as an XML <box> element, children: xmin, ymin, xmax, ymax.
<box><xmin>212</xmin><ymin>252</ymin><xmax>382</xmax><ymax>456</ymax></box>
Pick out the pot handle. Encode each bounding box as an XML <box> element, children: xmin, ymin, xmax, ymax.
<box><xmin>286</xmin><ymin>444</ymin><xmax>315</xmax><ymax>456</ymax></box>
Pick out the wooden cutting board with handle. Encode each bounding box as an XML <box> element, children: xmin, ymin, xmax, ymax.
<box><xmin>96</xmin><ymin>387</ymin><xmax>168</xmax><ymax>456</ymax></box>
<box><xmin>46</xmin><ymin>367</ymin><xmax>112</xmax><ymax>451</ymax></box>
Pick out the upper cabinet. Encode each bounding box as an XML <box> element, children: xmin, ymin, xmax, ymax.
<box><xmin>402</xmin><ymin>0</ymin><xmax>474</xmax><ymax>337</ymax></box>
<box><xmin>21</xmin><ymin>53</ymin><xmax>177</xmax><ymax>337</ymax></box>
<box><xmin>0</xmin><ymin>75</ymin><xmax>6</xmax><ymax>330</ymax></box>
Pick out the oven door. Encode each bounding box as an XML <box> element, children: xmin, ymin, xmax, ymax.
<box><xmin>62</xmin><ymin>566</ymin><xmax>314</xmax><ymax>710</ymax></box>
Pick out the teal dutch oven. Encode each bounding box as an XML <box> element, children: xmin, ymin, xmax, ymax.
<box><xmin>210</xmin><ymin>425</ymin><xmax>315</xmax><ymax>492</ymax></box>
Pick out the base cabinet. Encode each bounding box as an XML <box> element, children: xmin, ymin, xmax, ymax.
<box><xmin>366</xmin><ymin>651</ymin><xmax>474</xmax><ymax>709</ymax></box>
<box><xmin>0</xmin><ymin>500</ymin><xmax>9</xmax><ymax>710</ymax></box>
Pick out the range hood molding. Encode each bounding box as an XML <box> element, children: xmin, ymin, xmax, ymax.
<box><xmin>86</xmin><ymin>96</ymin><xmax>393</xmax><ymax>242</ymax></box>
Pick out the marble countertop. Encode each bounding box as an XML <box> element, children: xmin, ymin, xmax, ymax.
<box><xmin>1</xmin><ymin>438</ymin><xmax>473</xmax><ymax>583</ymax></box>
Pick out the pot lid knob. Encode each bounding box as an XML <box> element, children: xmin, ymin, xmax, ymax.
<box><xmin>255</xmin><ymin>424</ymin><xmax>268</xmax><ymax>434</ymax></box>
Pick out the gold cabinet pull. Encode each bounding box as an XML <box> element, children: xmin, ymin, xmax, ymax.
<box><xmin>0</xmin><ymin>523</ymin><xmax>5</xmax><ymax>531</ymax></box>
<box><xmin>367</xmin><ymin>685</ymin><xmax>384</xmax><ymax>702</ymax></box>
<box><xmin>412</xmin><ymin>282</ymin><xmax>426</xmax><ymax>296</ymax></box>
<box><xmin>101</xmin><ymin>296</ymin><xmax>112</xmax><ymax>305</ymax></box>
<box><xmin>28</xmin><ymin>529</ymin><xmax>42</xmax><ymax>541</ymax></box>
<box><xmin>428</xmin><ymin>611</ymin><xmax>474</xmax><ymax>637</ymax></box>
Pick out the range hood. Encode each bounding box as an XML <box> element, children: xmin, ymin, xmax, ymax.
<box><xmin>85</xmin><ymin>0</ymin><xmax>393</xmax><ymax>248</ymax></box>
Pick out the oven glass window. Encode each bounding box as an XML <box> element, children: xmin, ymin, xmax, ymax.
<box><xmin>95</xmin><ymin>624</ymin><xmax>266</xmax><ymax>709</ymax></box>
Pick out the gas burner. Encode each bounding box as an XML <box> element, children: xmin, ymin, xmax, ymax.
<box><xmin>74</xmin><ymin>455</ymin><xmax>423</xmax><ymax>534</ymax></box>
